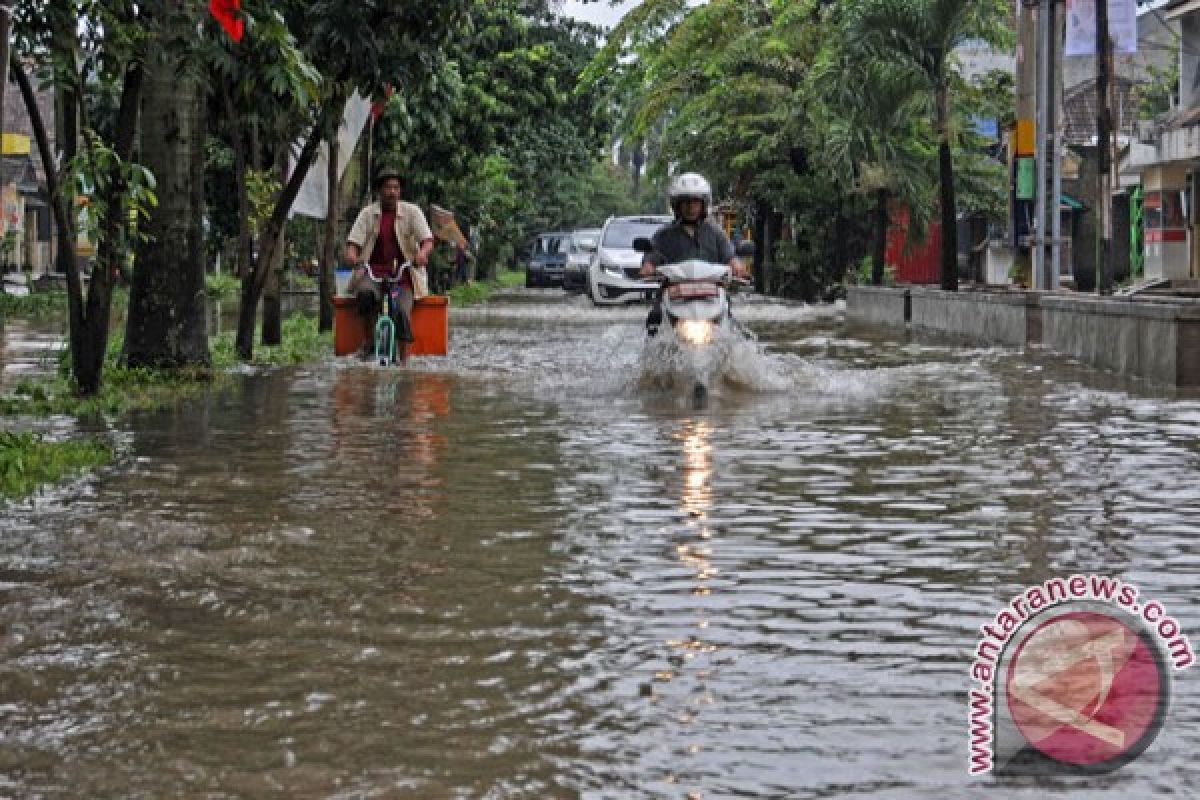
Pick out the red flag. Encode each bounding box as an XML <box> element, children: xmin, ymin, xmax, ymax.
<box><xmin>209</xmin><ymin>0</ymin><xmax>245</xmax><ymax>43</ymax></box>
<box><xmin>371</xmin><ymin>85</ymin><xmax>395</xmax><ymax>121</ymax></box>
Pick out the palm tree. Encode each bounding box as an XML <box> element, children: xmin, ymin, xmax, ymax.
<box><xmin>816</xmin><ymin>53</ymin><xmax>935</xmax><ymax>285</ymax></box>
<box><xmin>849</xmin><ymin>0</ymin><xmax>1008</xmax><ymax>291</ymax></box>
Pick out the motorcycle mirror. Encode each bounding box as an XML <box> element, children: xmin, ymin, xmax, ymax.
<box><xmin>632</xmin><ymin>237</ymin><xmax>654</xmax><ymax>254</ymax></box>
<box><xmin>735</xmin><ymin>240</ymin><xmax>756</xmax><ymax>259</ymax></box>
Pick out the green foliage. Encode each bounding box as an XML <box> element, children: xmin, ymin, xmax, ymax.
<box><xmin>446</xmin><ymin>269</ymin><xmax>525</xmax><ymax>306</ymax></box>
<box><xmin>852</xmin><ymin>254</ymin><xmax>894</xmax><ymax>286</ymax></box>
<box><xmin>373</xmin><ymin>2</ymin><xmax>609</xmax><ymax>270</ymax></box>
<box><xmin>0</xmin><ymin>430</ymin><xmax>113</xmax><ymax>502</ymax></box>
<box><xmin>1141</xmin><ymin>60</ymin><xmax>1178</xmax><ymax>119</ymax></box>
<box><xmin>246</xmin><ymin>169</ymin><xmax>282</xmax><ymax>239</ymax></box>
<box><xmin>210</xmin><ymin>313</ymin><xmax>331</xmax><ymax>366</ymax></box>
<box><xmin>70</xmin><ymin>129</ymin><xmax>158</xmax><ymax>247</ymax></box>
<box><xmin>205</xmin><ymin>272</ymin><xmax>241</xmax><ymax>299</ymax></box>
<box><xmin>0</xmin><ymin>291</ymin><xmax>67</xmax><ymax>319</ymax></box>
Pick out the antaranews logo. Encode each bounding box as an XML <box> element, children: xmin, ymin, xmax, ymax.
<box><xmin>968</xmin><ymin>575</ymin><xmax>1193</xmax><ymax>776</ymax></box>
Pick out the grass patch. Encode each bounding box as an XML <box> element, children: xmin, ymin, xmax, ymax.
<box><xmin>0</xmin><ymin>290</ymin><xmax>67</xmax><ymax>319</ymax></box>
<box><xmin>0</xmin><ymin>287</ymin><xmax>130</xmax><ymax>321</ymax></box>
<box><xmin>2</xmin><ymin>313</ymin><xmax>330</xmax><ymax>419</ymax></box>
<box><xmin>0</xmin><ymin>430</ymin><xmax>113</xmax><ymax>501</ymax></box>
<box><xmin>446</xmin><ymin>270</ymin><xmax>526</xmax><ymax>306</ymax></box>
<box><xmin>495</xmin><ymin>269</ymin><xmax>526</xmax><ymax>288</ymax></box>
<box><xmin>210</xmin><ymin>312</ymin><xmax>331</xmax><ymax>367</ymax></box>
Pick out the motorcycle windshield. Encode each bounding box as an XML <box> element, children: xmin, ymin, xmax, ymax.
<box><xmin>658</xmin><ymin>260</ymin><xmax>729</xmax><ymax>283</ymax></box>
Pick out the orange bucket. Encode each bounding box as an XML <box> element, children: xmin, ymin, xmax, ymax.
<box><xmin>411</xmin><ymin>295</ymin><xmax>449</xmax><ymax>356</ymax></box>
<box><xmin>333</xmin><ymin>295</ymin><xmax>449</xmax><ymax>357</ymax></box>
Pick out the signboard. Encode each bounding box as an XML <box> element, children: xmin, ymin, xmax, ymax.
<box><xmin>1016</xmin><ymin>157</ymin><xmax>1036</xmax><ymax>201</ymax></box>
<box><xmin>1</xmin><ymin>183</ymin><xmax>22</xmax><ymax>235</ymax></box>
<box><xmin>1064</xmin><ymin>0</ymin><xmax>1138</xmax><ymax>56</ymax></box>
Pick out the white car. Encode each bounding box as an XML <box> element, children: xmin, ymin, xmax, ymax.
<box><xmin>587</xmin><ymin>215</ymin><xmax>672</xmax><ymax>306</ymax></box>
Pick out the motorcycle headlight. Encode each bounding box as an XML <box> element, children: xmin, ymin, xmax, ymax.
<box><xmin>677</xmin><ymin>319</ymin><xmax>714</xmax><ymax>345</ymax></box>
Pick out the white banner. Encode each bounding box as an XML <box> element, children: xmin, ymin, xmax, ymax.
<box><xmin>289</xmin><ymin>91</ymin><xmax>372</xmax><ymax>219</ymax></box>
<box><xmin>1064</xmin><ymin>0</ymin><xmax>1138</xmax><ymax>57</ymax></box>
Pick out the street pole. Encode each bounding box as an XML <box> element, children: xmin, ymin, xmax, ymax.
<box><xmin>1050</xmin><ymin>3</ymin><xmax>1063</xmax><ymax>290</ymax></box>
<box><xmin>1015</xmin><ymin>1</ymin><xmax>1038</xmax><ymax>286</ymax></box>
<box><xmin>1096</xmin><ymin>0</ymin><xmax>1113</xmax><ymax>294</ymax></box>
<box><xmin>1034</xmin><ymin>0</ymin><xmax>1050</xmax><ymax>289</ymax></box>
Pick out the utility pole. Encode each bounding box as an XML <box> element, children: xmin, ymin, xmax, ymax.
<box><xmin>1014</xmin><ymin>1</ymin><xmax>1038</xmax><ymax>286</ymax></box>
<box><xmin>1096</xmin><ymin>0</ymin><xmax>1113</xmax><ymax>294</ymax></box>
<box><xmin>1034</xmin><ymin>0</ymin><xmax>1049</xmax><ymax>289</ymax></box>
<box><xmin>1050</xmin><ymin>4</ymin><xmax>1063</xmax><ymax>290</ymax></box>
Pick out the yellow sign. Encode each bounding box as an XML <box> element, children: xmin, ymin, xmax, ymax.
<box><xmin>1014</xmin><ymin>119</ymin><xmax>1035</xmax><ymax>157</ymax></box>
<box><xmin>1</xmin><ymin>133</ymin><xmax>30</xmax><ymax>156</ymax></box>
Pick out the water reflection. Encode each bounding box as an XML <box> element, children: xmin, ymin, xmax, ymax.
<box><xmin>4</xmin><ymin>291</ymin><xmax>1200</xmax><ymax>797</ymax></box>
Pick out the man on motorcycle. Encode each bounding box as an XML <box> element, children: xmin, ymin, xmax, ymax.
<box><xmin>639</xmin><ymin>172</ymin><xmax>748</xmax><ymax>335</ymax></box>
<box><xmin>345</xmin><ymin>166</ymin><xmax>435</xmax><ymax>362</ymax></box>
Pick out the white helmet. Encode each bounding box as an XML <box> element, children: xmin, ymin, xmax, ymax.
<box><xmin>668</xmin><ymin>172</ymin><xmax>712</xmax><ymax>218</ymax></box>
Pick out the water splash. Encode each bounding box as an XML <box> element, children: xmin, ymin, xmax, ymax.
<box><xmin>635</xmin><ymin>324</ymin><xmax>791</xmax><ymax>395</ymax></box>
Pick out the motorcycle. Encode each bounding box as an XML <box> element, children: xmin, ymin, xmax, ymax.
<box><xmin>633</xmin><ymin>237</ymin><xmax>752</xmax><ymax>403</ymax></box>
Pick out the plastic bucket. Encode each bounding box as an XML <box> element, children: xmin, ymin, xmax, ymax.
<box><xmin>411</xmin><ymin>295</ymin><xmax>449</xmax><ymax>356</ymax></box>
<box><xmin>333</xmin><ymin>295</ymin><xmax>449</xmax><ymax>357</ymax></box>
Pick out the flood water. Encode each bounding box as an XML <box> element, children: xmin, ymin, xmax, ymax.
<box><xmin>3</xmin><ymin>289</ymin><xmax>1200</xmax><ymax>798</ymax></box>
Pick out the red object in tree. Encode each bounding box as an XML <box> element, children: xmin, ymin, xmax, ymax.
<box><xmin>371</xmin><ymin>85</ymin><xmax>395</xmax><ymax>121</ymax></box>
<box><xmin>209</xmin><ymin>0</ymin><xmax>245</xmax><ymax>43</ymax></box>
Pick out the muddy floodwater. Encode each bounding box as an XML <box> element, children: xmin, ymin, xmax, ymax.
<box><xmin>2</xmin><ymin>289</ymin><xmax>1200</xmax><ymax>798</ymax></box>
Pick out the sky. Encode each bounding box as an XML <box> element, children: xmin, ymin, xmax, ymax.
<box><xmin>559</xmin><ymin>0</ymin><xmax>639</xmax><ymax>28</ymax></box>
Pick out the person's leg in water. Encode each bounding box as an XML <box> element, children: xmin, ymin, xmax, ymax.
<box><xmin>645</xmin><ymin>288</ymin><xmax>663</xmax><ymax>336</ymax></box>
<box><xmin>392</xmin><ymin>286</ymin><xmax>415</xmax><ymax>364</ymax></box>
<box><xmin>356</xmin><ymin>283</ymin><xmax>382</xmax><ymax>360</ymax></box>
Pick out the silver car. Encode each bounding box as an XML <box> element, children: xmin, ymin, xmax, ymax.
<box><xmin>586</xmin><ymin>215</ymin><xmax>672</xmax><ymax>306</ymax></box>
<box><xmin>562</xmin><ymin>228</ymin><xmax>601</xmax><ymax>293</ymax></box>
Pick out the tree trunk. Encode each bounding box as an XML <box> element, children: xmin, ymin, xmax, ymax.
<box><xmin>261</xmin><ymin>148</ymin><xmax>288</xmax><ymax>346</ymax></box>
<box><xmin>125</xmin><ymin>42</ymin><xmax>210</xmax><ymax>368</ymax></box>
<box><xmin>936</xmin><ymin>81</ymin><xmax>959</xmax><ymax>291</ymax></box>
<box><xmin>872</xmin><ymin>188</ymin><xmax>888</xmax><ymax>286</ymax></box>
<box><xmin>77</xmin><ymin>65</ymin><xmax>142</xmax><ymax>394</ymax></box>
<box><xmin>318</xmin><ymin>132</ymin><xmax>339</xmax><ymax>332</ymax></box>
<box><xmin>831</xmin><ymin>192</ymin><xmax>848</xmax><ymax>286</ymax></box>
<box><xmin>236</xmin><ymin>91</ymin><xmax>345</xmax><ymax>361</ymax></box>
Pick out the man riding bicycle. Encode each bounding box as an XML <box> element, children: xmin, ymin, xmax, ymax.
<box><xmin>345</xmin><ymin>165</ymin><xmax>435</xmax><ymax>363</ymax></box>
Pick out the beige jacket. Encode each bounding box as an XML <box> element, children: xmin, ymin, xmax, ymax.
<box><xmin>346</xmin><ymin>201</ymin><xmax>434</xmax><ymax>299</ymax></box>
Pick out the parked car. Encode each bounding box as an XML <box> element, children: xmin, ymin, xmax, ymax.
<box><xmin>526</xmin><ymin>232</ymin><xmax>570</xmax><ymax>288</ymax></box>
<box><xmin>586</xmin><ymin>215</ymin><xmax>672</xmax><ymax>305</ymax></box>
<box><xmin>562</xmin><ymin>228</ymin><xmax>601</xmax><ymax>293</ymax></box>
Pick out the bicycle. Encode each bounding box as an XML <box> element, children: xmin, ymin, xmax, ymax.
<box><xmin>362</xmin><ymin>261</ymin><xmax>412</xmax><ymax>366</ymax></box>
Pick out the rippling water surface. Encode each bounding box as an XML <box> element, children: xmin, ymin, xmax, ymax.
<box><xmin>3</xmin><ymin>289</ymin><xmax>1200</xmax><ymax>798</ymax></box>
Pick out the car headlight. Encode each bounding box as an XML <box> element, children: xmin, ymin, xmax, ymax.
<box><xmin>677</xmin><ymin>319</ymin><xmax>714</xmax><ymax>345</ymax></box>
<box><xmin>601</xmin><ymin>262</ymin><xmax>622</xmax><ymax>276</ymax></box>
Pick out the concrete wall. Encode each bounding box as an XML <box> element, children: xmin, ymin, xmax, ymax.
<box><xmin>1041</xmin><ymin>295</ymin><xmax>1200</xmax><ymax>387</ymax></box>
<box><xmin>846</xmin><ymin>286</ymin><xmax>909</xmax><ymax>328</ymax></box>
<box><xmin>909</xmin><ymin>287</ymin><xmax>1042</xmax><ymax>347</ymax></box>
<box><xmin>845</xmin><ymin>286</ymin><xmax>1200</xmax><ymax>387</ymax></box>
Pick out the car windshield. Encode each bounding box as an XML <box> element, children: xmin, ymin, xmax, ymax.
<box><xmin>603</xmin><ymin>220</ymin><xmax>666</xmax><ymax>249</ymax></box>
<box><xmin>571</xmin><ymin>233</ymin><xmax>599</xmax><ymax>253</ymax></box>
<box><xmin>534</xmin><ymin>236</ymin><xmax>564</xmax><ymax>256</ymax></box>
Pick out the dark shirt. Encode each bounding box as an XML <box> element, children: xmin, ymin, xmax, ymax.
<box><xmin>369</xmin><ymin>208</ymin><xmax>402</xmax><ymax>272</ymax></box>
<box><xmin>645</xmin><ymin>218</ymin><xmax>735</xmax><ymax>267</ymax></box>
